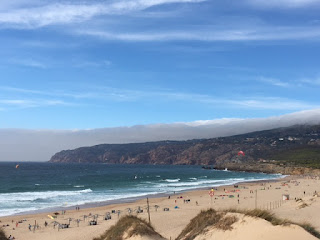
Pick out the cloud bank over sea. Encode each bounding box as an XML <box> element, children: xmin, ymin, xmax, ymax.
<box><xmin>1</xmin><ymin>109</ymin><xmax>320</xmax><ymax>162</ymax></box>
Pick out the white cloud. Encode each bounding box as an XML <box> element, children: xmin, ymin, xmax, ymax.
<box><xmin>77</xmin><ymin>25</ymin><xmax>320</xmax><ymax>42</ymax></box>
<box><xmin>0</xmin><ymin>98</ymin><xmax>71</xmax><ymax>109</ymax></box>
<box><xmin>0</xmin><ymin>0</ymin><xmax>205</xmax><ymax>28</ymax></box>
<box><xmin>73</xmin><ymin>60</ymin><xmax>112</xmax><ymax>68</ymax></box>
<box><xmin>300</xmin><ymin>77</ymin><xmax>320</xmax><ymax>85</ymax></box>
<box><xmin>9</xmin><ymin>58</ymin><xmax>47</xmax><ymax>68</ymax></box>
<box><xmin>1</xmin><ymin>85</ymin><xmax>318</xmax><ymax>110</ymax></box>
<box><xmin>246</xmin><ymin>0</ymin><xmax>320</xmax><ymax>8</ymax></box>
<box><xmin>258</xmin><ymin>76</ymin><xmax>290</xmax><ymax>87</ymax></box>
<box><xmin>1</xmin><ymin>109</ymin><xmax>320</xmax><ymax>161</ymax></box>
<box><xmin>228</xmin><ymin>97</ymin><xmax>318</xmax><ymax>110</ymax></box>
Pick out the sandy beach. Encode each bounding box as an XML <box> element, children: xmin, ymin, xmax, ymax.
<box><xmin>1</xmin><ymin>176</ymin><xmax>320</xmax><ymax>240</ymax></box>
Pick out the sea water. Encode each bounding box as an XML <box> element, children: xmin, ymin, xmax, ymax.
<box><xmin>0</xmin><ymin>162</ymin><xmax>284</xmax><ymax>217</ymax></box>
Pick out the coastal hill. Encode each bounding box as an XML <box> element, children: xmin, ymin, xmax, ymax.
<box><xmin>49</xmin><ymin>124</ymin><xmax>320</xmax><ymax>173</ymax></box>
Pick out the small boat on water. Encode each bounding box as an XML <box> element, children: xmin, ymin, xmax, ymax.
<box><xmin>15</xmin><ymin>164</ymin><xmax>19</xmax><ymax>169</ymax></box>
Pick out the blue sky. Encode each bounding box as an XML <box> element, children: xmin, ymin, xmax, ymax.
<box><xmin>1</xmin><ymin>0</ymin><xmax>320</xmax><ymax>129</ymax></box>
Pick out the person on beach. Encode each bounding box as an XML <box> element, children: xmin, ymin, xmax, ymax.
<box><xmin>28</xmin><ymin>224</ymin><xmax>31</xmax><ymax>231</ymax></box>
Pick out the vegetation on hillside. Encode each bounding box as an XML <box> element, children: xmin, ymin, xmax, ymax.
<box><xmin>271</xmin><ymin>146</ymin><xmax>320</xmax><ymax>168</ymax></box>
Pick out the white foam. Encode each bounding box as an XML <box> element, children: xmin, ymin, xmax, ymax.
<box><xmin>0</xmin><ymin>189</ymin><xmax>92</xmax><ymax>202</ymax></box>
<box><xmin>163</xmin><ymin>178</ymin><xmax>180</xmax><ymax>182</ymax></box>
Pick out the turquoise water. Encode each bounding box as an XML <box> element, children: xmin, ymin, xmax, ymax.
<box><xmin>0</xmin><ymin>162</ymin><xmax>283</xmax><ymax>217</ymax></box>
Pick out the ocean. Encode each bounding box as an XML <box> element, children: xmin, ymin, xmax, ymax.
<box><xmin>0</xmin><ymin>162</ymin><xmax>284</xmax><ymax>217</ymax></box>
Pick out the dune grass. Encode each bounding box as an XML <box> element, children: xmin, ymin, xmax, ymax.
<box><xmin>227</xmin><ymin>208</ymin><xmax>288</xmax><ymax>226</ymax></box>
<box><xmin>176</xmin><ymin>209</ymin><xmax>238</xmax><ymax>240</ymax></box>
<box><xmin>227</xmin><ymin>208</ymin><xmax>320</xmax><ymax>239</ymax></box>
<box><xmin>0</xmin><ymin>228</ymin><xmax>7</xmax><ymax>240</ymax></box>
<box><xmin>298</xmin><ymin>223</ymin><xmax>320</xmax><ymax>239</ymax></box>
<box><xmin>93</xmin><ymin>215</ymin><xmax>163</xmax><ymax>240</ymax></box>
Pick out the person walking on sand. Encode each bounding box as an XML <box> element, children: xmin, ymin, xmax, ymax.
<box><xmin>28</xmin><ymin>224</ymin><xmax>31</xmax><ymax>231</ymax></box>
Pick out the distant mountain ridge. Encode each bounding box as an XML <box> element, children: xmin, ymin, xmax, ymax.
<box><xmin>49</xmin><ymin>124</ymin><xmax>320</xmax><ymax>172</ymax></box>
<box><xmin>3</xmin><ymin>109</ymin><xmax>320</xmax><ymax>162</ymax></box>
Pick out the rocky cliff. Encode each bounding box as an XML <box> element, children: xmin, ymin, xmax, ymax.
<box><xmin>49</xmin><ymin>124</ymin><xmax>320</xmax><ymax>172</ymax></box>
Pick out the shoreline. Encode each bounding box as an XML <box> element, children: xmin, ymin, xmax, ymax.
<box><xmin>4</xmin><ymin>174</ymin><xmax>287</xmax><ymax>218</ymax></box>
<box><xmin>1</xmin><ymin>174</ymin><xmax>319</xmax><ymax>240</ymax></box>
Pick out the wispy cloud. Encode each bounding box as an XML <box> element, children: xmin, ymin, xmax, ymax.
<box><xmin>9</xmin><ymin>58</ymin><xmax>46</xmax><ymax>68</ymax></box>
<box><xmin>0</xmin><ymin>98</ymin><xmax>72</xmax><ymax>109</ymax></box>
<box><xmin>258</xmin><ymin>76</ymin><xmax>290</xmax><ymax>87</ymax></box>
<box><xmin>77</xmin><ymin>25</ymin><xmax>320</xmax><ymax>42</ymax></box>
<box><xmin>0</xmin><ymin>0</ymin><xmax>205</xmax><ymax>28</ymax></box>
<box><xmin>300</xmin><ymin>76</ymin><xmax>320</xmax><ymax>85</ymax></box>
<box><xmin>74</xmin><ymin>60</ymin><xmax>112</xmax><ymax>68</ymax></box>
<box><xmin>158</xmin><ymin>91</ymin><xmax>318</xmax><ymax>110</ymax></box>
<box><xmin>246</xmin><ymin>0</ymin><xmax>320</xmax><ymax>8</ymax></box>
<box><xmin>1</xmin><ymin>85</ymin><xmax>318</xmax><ymax>111</ymax></box>
<box><xmin>228</xmin><ymin>97</ymin><xmax>318</xmax><ymax>110</ymax></box>
<box><xmin>1</xmin><ymin>0</ymin><xmax>320</xmax><ymax>44</ymax></box>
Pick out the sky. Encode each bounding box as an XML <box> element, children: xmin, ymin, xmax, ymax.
<box><xmin>1</xmin><ymin>0</ymin><xmax>320</xmax><ymax>130</ymax></box>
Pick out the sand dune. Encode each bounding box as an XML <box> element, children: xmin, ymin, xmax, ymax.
<box><xmin>193</xmin><ymin>213</ymin><xmax>318</xmax><ymax>240</ymax></box>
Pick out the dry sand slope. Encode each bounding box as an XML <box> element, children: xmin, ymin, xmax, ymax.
<box><xmin>193</xmin><ymin>213</ymin><xmax>318</xmax><ymax>240</ymax></box>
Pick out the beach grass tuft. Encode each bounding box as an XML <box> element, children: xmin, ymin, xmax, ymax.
<box><xmin>227</xmin><ymin>208</ymin><xmax>288</xmax><ymax>226</ymax></box>
<box><xmin>299</xmin><ymin>223</ymin><xmax>320</xmax><ymax>239</ymax></box>
<box><xmin>93</xmin><ymin>215</ymin><xmax>163</xmax><ymax>240</ymax></box>
<box><xmin>0</xmin><ymin>228</ymin><xmax>7</xmax><ymax>240</ymax></box>
<box><xmin>176</xmin><ymin>208</ymin><xmax>238</xmax><ymax>240</ymax></box>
